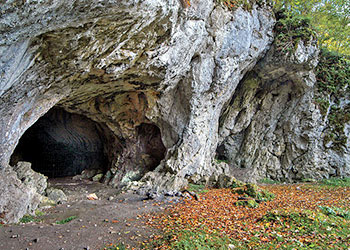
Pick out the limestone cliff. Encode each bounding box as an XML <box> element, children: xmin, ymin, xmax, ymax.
<box><xmin>0</xmin><ymin>0</ymin><xmax>348</xmax><ymax>223</ymax></box>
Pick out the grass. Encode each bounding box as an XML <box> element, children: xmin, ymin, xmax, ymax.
<box><xmin>229</xmin><ymin>209</ymin><xmax>350</xmax><ymax>249</ymax></box>
<box><xmin>320</xmin><ymin>177</ymin><xmax>350</xmax><ymax>187</ymax></box>
<box><xmin>55</xmin><ymin>215</ymin><xmax>77</xmax><ymax>225</ymax></box>
<box><xmin>187</xmin><ymin>183</ymin><xmax>209</xmax><ymax>194</ymax></box>
<box><xmin>319</xmin><ymin>206</ymin><xmax>350</xmax><ymax>220</ymax></box>
<box><xmin>146</xmin><ymin>228</ymin><xmax>231</xmax><ymax>250</ymax></box>
<box><xmin>19</xmin><ymin>210</ymin><xmax>45</xmax><ymax>223</ymax></box>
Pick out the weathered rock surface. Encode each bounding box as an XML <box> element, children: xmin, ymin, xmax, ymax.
<box><xmin>0</xmin><ymin>0</ymin><xmax>348</xmax><ymax>223</ymax></box>
<box><xmin>13</xmin><ymin>161</ymin><xmax>48</xmax><ymax>195</ymax></box>
<box><xmin>46</xmin><ymin>188</ymin><xmax>68</xmax><ymax>204</ymax></box>
<box><xmin>217</xmin><ymin>35</ymin><xmax>349</xmax><ymax>182</ymax></box>
<box><xmin>0</xmin><ymin>166</ymin><xmax>42</xmax><ymax>223</ymax></box>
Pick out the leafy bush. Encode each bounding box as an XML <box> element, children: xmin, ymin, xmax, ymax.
<box><xmin>274</xmin><ymin>13</ymin><xmax>316</xmax><ymax>55</ymax></box>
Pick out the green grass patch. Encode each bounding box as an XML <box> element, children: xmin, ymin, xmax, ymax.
<box><xmin>55</xmin><ymin>216</ymin><xmax>77</xmax><ymax>225</ymax></box>
<box><xmin>19</xmin><ymin>209</ymin><xmax>45</xmax><ymax>223</ymax></box>
<box><xmin>320</xmin><ymin>177</ymin><xmax>350</xmax><ymax>187</ymax></box>
<box><xmin>230</xmin><ymin>209</ymin><xmax>350</xmax><ymax>249</ymax></box>
<box><xmin>319</xmin><ymin>206</ymin><xmax>350</xmax><ymax>220</ymax></box>
<box><xmin>20</xmin><ymin>214</ymin><xmax>41</xmax><ymax>223</ymax></box>
<box><xmin>187</xmin><ymin>184</ymin><xmax>209</xmax><ymax>194</ymax></box>
<box><xmin>147</xmin><ymin>228</ymin><xmax>231</xmax><ymax>250</ymax></box>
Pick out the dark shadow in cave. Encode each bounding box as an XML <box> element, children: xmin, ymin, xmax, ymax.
<box><xmin>10</xmin><ymin>108</ymin><xmax>108</xmax><ymax>178</ymax></box>
<box><xmin>136</xmin><ymin>123</ymin><xmax>166</xmax><ymax>172</ymax></box>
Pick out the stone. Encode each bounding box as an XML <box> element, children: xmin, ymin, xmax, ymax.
<box><xmin>86</xmin><ymin>193</ymin><xmax>98</xmax><ymax>201</ymax></box>
<box><xmin>46</xmin><ymin>188</ymin><xmax>67</xmax><ymax>204</ymax></box>
<box><xmin>0</xmin><ymin>166</ymin><xmax>41</xmax><ymax>223</ymax></box>
<box><xmin>13</xmin><ymin>161</ymin><xmax>48</xmax><ymax>195</ymax></box>
<box><xmin>38</xmin><ymin>196</ymin><xmax>56</xmax><ymax>208</ymax></box>
<box><xmin>92</xmin><ymin>174</ymin><xmax>103</xmax><ymax>182</ymax></box>
<box><xmin>216</xmin><ymin>174</ymin><xmax>244</xmax><ymax>189</ymax></box>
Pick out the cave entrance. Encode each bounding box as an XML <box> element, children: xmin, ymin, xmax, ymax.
<box><xmin>10</xmin><ymin>108</ymin><xmax>108</xmax><ymax>178</ymax></box>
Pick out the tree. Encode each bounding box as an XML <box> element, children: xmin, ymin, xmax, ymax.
<box><xmin>272</xmin><ymin>0</ymin><xmax>350</xmax><ymax>55</ymax></box>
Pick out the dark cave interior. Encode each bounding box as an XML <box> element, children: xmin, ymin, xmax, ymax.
<box><xmin>10</xmin><ymin>108</ymin><xmax>108</xmax><ymax>178</ymax></box>
<box><xmin>10</xmin><ymin>107</ymin><xmax>167</xmax><ymax>181</ymax></box>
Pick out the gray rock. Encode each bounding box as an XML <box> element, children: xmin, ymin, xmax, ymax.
<box><xmin>46</xmin><ymin>188</ymin><xmax>67</xmax><ymax>204</ymax></box>
<box><xmin>13</xmin><ymin>161</ymin><xmax>48</xmax><ymax>195</ymax></box>
<box><xmin>0</xmin><ymin>165</ymin><xmax>41</xmax><ymax>223</ymax></box>
<box><xmin>92</xmin><ymin>174</ymin><xmax>104</xmax><ymax>182</ymax></box>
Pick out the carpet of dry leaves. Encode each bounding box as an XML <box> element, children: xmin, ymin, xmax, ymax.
<box><xmin>145</xmin><ymin>183</ymin><xmax>350</xmax><ymax>249</ymax></box>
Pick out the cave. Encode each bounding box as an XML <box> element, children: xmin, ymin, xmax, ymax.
<box><xmin>10</xmin><ymin>106</ymin><xmax>167</xmax><ymax>183</ymax></box>
<box><xmin>10</xmin><ymin>108</ymin><xmax>109</xmax><ymax>178</ymax></box>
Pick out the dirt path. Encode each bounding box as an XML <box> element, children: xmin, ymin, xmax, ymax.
<box><xmin>0</xmin><ymin>178</ymin><xmax>173</xmax><ymax>250</ymax></box>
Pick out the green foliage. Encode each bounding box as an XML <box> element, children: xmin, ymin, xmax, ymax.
<box><xmin>215</xmin><ymin>159</ymin><xmax>229</xmax><ymax>164</ymax></box>
<box><xmin>20</xmin><ymin>213</ymin><xmax>43</xmax><ymax>223</ymax></box>
<box><xmin>315</xmin><ymin>48</ymin><xmax>350</xmax><ymax>149</ymax></box>
<box><xmin>233</xmin><ymin>184</ymin><xmax>275</xmax><ymax>208</ymax></box>
<box><xmin>316</xmin><ymin>48</ymin><xmax>350</xmax><ymax>97</ymax></box>
<box><xmin>235</xmin><ymin>199</ymin><xmax>259</xmax><ymax>208</ymax></box>
<box><xmin>320</xmin><ymin>177</ymin><xmax>350</xmax><ymax>187</ymax></box>
<box><xmin>245</xmin><ymin>184</ymin><xmax>275</xmax><ymax>201</ymax></box>
<box><xmin>148</xmin><ymin>228</ymin><xmax>231</xmax><ymax>250</ymax></box>
<box><xmin>55</xmin><ymin>216</ymin><xmax>77</xmax><ymax>225</ymax></box>
<box><xmin>272</xmin><ymin>0</ymin><xmax>350</xmax><ymax>55</ymax></box>
<box><xmin>235</xmin><ymin>209</ymin><xmax>350</xmax><ymax>249</ymax></box>
<box><xmin>19</xmin><ymin>209</ymin><xmax>45</xmax><ymax>223</ymax></box>
<box><xmin>319</xmin><ymin>206</ymin><xmax>350</xmax><ymax>219</ymax></box>
<box><xmin>274</xmin><ymin>13</ymin><xmax>315</xmax><ymax>55</ymax></box>
<box><xmin>187</xmin><ymin>184</ymin><xmax>209</xmax><ymax>194</ymax></box>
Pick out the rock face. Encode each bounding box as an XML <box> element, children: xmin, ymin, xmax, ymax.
<box><xmin>0</xmin><ymin>0</ymin><xmax>348</xmax><ymax>223</ymax></box>
<box><xmin>13</xmin><ymin>161</ymin><xmax>48</xmax><ymax>195</ymax></box>
<box><xmin>217</xmin><ymin>20</ymin><xmax>350</xmax><ymax>182</ymax></box>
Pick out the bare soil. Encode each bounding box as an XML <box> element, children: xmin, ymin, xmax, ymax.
<box><xmin>0</xmin><ymin>177</ymin><xmax>173</xmax><ymax>250</ymax></box>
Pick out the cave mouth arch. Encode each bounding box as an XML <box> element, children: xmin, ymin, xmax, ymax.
<box><xmin>10</xmin><ymin>108</ymin><xmax>109</xmax><ymax>178</ymax></box>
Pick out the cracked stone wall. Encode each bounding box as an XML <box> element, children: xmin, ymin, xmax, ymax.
<box><xmin>217</xmin><ymin>39</ymin><xmax>350</xmax><ymax>182</ymax></box>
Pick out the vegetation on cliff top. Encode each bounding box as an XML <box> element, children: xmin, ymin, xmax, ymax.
<box><xmin>273</xmin><ymin>0</ymin><xmax>350</xmax><ymax>55</ymax></box>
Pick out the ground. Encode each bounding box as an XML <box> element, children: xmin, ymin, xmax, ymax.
<box><xmin>1</xmin><ymin>178</ymin><xmax>350</xmax><ymax>250</ymax></box>
<box><xmin>0</xmin><ymin>178</ymin><xmax>172</xmax><ymax>250</ymax></box>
